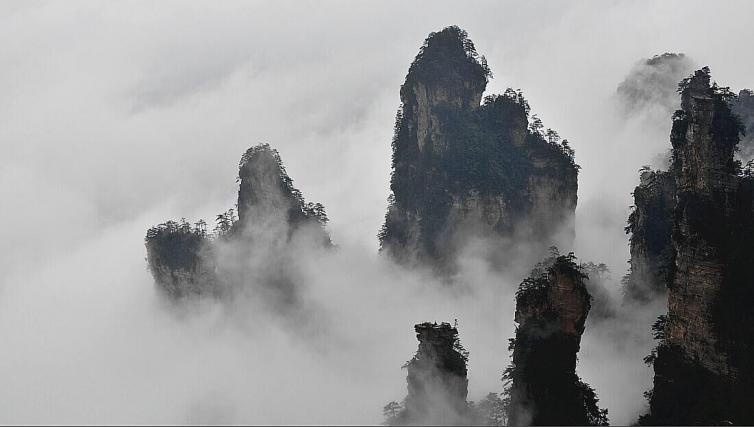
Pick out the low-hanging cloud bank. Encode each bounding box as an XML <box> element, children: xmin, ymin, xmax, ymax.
<box><xmin>2</xmin><ymin>1</ymin><xmax>754</xmax><ymax>425</ymax></box>
<box><xmin>0</xmin><ymin>205</ymin><xmax>527</xmax><ymax>424</ymax></box>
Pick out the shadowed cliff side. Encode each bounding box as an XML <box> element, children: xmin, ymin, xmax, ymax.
<box><xmin>506</xmin><ymin>250</ymin><xmax>608</xmax><ymax>426</ymax></box>
<box><xmin>144</xmin><ymin>143</ymin><xmax>330</xmax><ymax>301</ymax></box>
<box><xmin>637</xmin><ymin>68</ymin><xmax>754</xmax><ymax>425</ymax></box>
<box><xmin>379</xmin><ymin>26</ymin><xmax>578</xmax><ymax>274</ymax></box>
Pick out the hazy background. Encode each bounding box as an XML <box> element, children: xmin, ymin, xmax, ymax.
<box><xmin>1</xmin><ymin>1</ymin><xmax>753</xmax><ymax>424</ymax></box>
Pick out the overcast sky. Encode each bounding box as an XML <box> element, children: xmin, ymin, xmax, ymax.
<box><xmin>1</xmin><ymin>1</ymin><xmax>753</xmax><ymax>424</ymax></box>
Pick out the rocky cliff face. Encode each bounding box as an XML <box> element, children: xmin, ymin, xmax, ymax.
<box><xmin>388</xmin><ymin>322</ymin><xmax>470</xmax><ymax>426</ymax></box>
<box><xmin>638</xmin><ymin>68</ymin><xmax>754</xmax><ymax>425</ymax></box>
<box><xmin>145</xmin><ymin>143</ymin><xmax>330</xmax><ymax>300</ymax></box>
<box><xmin>622</xmin><ymin>169</ymin><xmax>675</xmax><ymax>303</ymax></box>
<box><xmin>506</xmin><ymin>251</ymin><xmax>607</xmax><ymax>426</ymax></box>
<box><xmin>379</xmin><ymin>26</ymin><xmax>578</xmax><ymax>271</ymax></box>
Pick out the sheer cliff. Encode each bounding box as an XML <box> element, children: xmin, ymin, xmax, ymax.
<box><xmin>145</xmin><ymin>143</ymin><xmax>330</xmax><ymax>300</ymax></box>
<box><xmin>505</xmin><ymin>250</ymin><xmax>607</xmax><ymax>426</ymax></box>
<box><xmin>379</xmin><ymin>26</ymin><xmax>578</xmax><ymax>271</ymax></box>
<box><xmin>635</xmin><ymin>68</ymin><xmax>754</xmax><ymax>425</ymax></box>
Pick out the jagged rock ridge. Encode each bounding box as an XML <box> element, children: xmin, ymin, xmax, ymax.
<box><xmin>506</xmin><ymin>250</ymin><xmax>608</xmax><ymax>426</ymax></box>
<box><xmin>145</xmin><ymin>143</ymin><xmax>330</xmax><ymax>300</ymax></box>
<box><xmin>379</xmin><ymin>26</ymin><xmax>578</xmax><ymax>271</ymax></box>
<box><xmin>635</xmin><ymin>68</ymin><xmax>754</xmax><ymax>425</ymax></box>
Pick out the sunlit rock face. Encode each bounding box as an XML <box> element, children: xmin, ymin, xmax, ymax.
<box><xmin>379</xmin><ymin>26</ymin><xmax>578</xmax><ymax>273</ymax></box>
<box><xmin>392</xmin><ymin>322</ymin><xmax>470</xmax><ymax>426</ymax></box>
<box><xmin>636</xmin><ymin>68</ymin><xmax>754</xmax><ymax>425</ymax></box>
<box><xmin>507</xmin><ymin>251</ymin><xmax>607</xmax><ymax>426</ymax></box>
<box><xmin>145</xmin><ymin>143</ymin><xmax>330</xmax><ymax>300</ymax></box>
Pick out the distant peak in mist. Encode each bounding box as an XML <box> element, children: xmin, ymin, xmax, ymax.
<box><xmin>617</xmin><ymin>52</ymin><xmax>695</xmax><ymax>114</ymax></box>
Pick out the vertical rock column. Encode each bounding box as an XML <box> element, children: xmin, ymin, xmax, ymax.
<box><xmin>396</xmin><ymin>322</ymin><xmax>470</xmax><ymax>425</ymax></box>
<box><xmin>508</xmin><ymin>253</ymin><xmax>606</xmax><ymax>426</ymax></box>
<box><xmin>644</xmin><ymin>68</ymin><xmax>754</xmax><ymax>425</ymax></box>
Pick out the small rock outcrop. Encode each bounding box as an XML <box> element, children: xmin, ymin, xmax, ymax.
<box><xmin>636</xmin><ymin>68</ymin><xmax>754</xmax><ymax>425</ymax></box>
<box><xmin>387</xmin><ymin>322</ymin><xmax>471</xmax><ymax>425</ymax></box>
<box><xmin>379</xmin><ymin>26</ymin><xmax>578</xmax><ymax>272</ymax></box>
<box><xmin>506</xmin><ymin>250</ymin><xmax>607</xmax><ymax>426</ymax></box>
<box><xmin>145</xmin><ymin>143</ymin><xmax>330</xmax><ymax>300</ymax></box>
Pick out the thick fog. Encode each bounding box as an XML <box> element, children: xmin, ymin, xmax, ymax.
<box><xmin>2</xmin><ymin>1</ymin><xmax>754</xmax><ymax>424</ymax></box>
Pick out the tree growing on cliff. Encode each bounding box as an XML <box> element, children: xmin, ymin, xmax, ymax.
<box><xmin>214</xmin><ymin>208</ymin><xmax>236</xmax><ymax>236</ymax></box>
